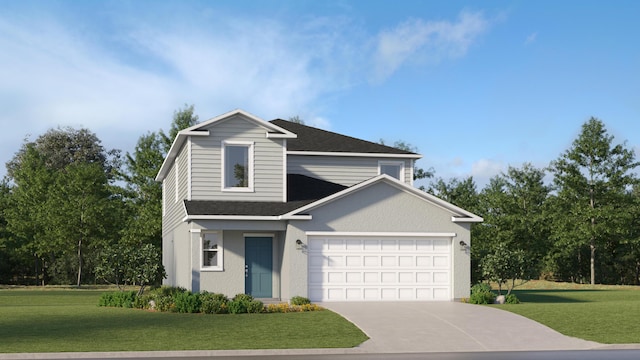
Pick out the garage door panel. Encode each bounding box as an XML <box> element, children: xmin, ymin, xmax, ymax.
<box><xmin>309</xmin><ymin>236</ymin><xmax>452</xmax><ymax>302</ymax></box>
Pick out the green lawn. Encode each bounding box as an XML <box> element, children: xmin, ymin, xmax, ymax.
<box><xmin>497</xmin><ymin>285</ymin><xmax>640</xmax><ymax>344</ymax></box>
<box><xmin>0</xmin><ymin>289</ymin><xmax>368</xmax><ymax>353</ymax></box>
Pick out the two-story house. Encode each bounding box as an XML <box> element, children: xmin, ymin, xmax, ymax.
<box><xmin>156</xmin><ymin>109</ymin><xmax>482</xmax><ymax>302</ymax></box>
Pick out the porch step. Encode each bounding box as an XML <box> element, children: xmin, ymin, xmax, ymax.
<box><xmin>257</xmin><ymin>298</ymin><xmax>283</xmax><ymax>305</ymax></box>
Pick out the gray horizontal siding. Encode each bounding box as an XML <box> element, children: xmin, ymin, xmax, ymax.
<box><xmin>287</xmin><ymin>155</ymin><xmax>414</xmax><ymax>186</ymax></box>
<box><xmin>190</xmin><ymin>114</ymin><xmax>285</xmax><ymax>202</ymax></box>
<box><xmin>162</xmin><ymin>159</ymin><xmax>185</xmax><ymax>237</ymax></box>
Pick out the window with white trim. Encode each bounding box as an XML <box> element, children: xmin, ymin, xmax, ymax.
<box><xmin>379</xmin><ymin>161</ymin><xmax>404</xmax><ymax>181</ymax></box>
<box><xmin>202</xmin><ymin>232</ymin><xmax>223</xmax><ymax>271</ymax></box>
<box><xmin>222</xmin><ymin>142</ymin><xmax>254</xmax><ymax>191</ymax></box>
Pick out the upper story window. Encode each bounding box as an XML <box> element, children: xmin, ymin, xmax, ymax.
<box><xmin>222</xmin><ymin>141</ymin><xmax>254</xmax><ymax>191</ymax></box>
<box><xmin>379</xmin><ymin>161</ymin><xmax>405</xmax><ymax>181</ymax></box>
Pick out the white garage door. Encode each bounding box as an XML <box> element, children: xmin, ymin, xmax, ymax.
<box><xmin>308</xmin><ymin>235</ymin><xmax>452</xmax><ymax>301</ymax></box>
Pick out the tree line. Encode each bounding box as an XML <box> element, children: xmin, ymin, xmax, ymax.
<box><xmin>426</xmin><ymin>118</ymin><xmax>640</xmax><ymax>286</ymax></box>
<box><xmin>1</xmin><ymin>111</ymin><xmax>638</xmax><ymax>287</ymax></box>
<box><xmin>0</xmin><ymin>105</ymin><xmax>198</xmax><ymax>287</ymax></box>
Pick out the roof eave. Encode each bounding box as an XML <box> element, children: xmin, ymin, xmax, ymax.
<box><xmin>287</xmin><ymin>151</ymin><xmax>422</xmax><ymax>159</ymax></box>
<box><xmin>183</xmin><ymin>214</ymin><xmax>312</xmax><ymax>221</ymax></box>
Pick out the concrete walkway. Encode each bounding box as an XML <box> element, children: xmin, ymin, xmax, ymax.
<box><xmin>320</xmin><ymin>301</ymin><xmax>601</xmax><ymax>353</ymax></box>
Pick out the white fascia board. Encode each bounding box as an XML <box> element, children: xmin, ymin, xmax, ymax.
<box><xmin>155</xmin><ymin>130</ymin><xmax>209</xmax><ymax>182</ymax></box>
<box><xmin>266</xmin><ymin>132</ymin><xmax>297</xmax><ymax>139</ymax></box>
<box><xmin>183</xmin><ymin>214</ymin><xmax>312</xmax><ymax>222</ymax></box>
<box><xmin>287</xmin><ymin>151</ymin><xmax>422</xmax><ymax>159</ymax></box>
<box><xmin>306</xmin><ymin>231</ymin><xmax>457</xmax><ymax>237</ymax></box>
<box><xmin>452</xmin><ymin>216</ymin><xmax>484</xmax><ymax>223</ymax></box>
<box><xmin>184</xmin><ymin>109</ymin><xmax>297</xmax><ymax>138</ymax></box>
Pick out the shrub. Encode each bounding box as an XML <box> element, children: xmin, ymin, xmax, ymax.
<box><xmin>247</xmin><ymin>299</ymin><xmax>265</xmax><ymax>313</ymax></box>
<box><xmin>290</xmin><ymin>296</ymin><xmax>311</xmax><ymax>305</ymax></box>
<box><xmin>469</xmin><ymin>283</ymin><xmax>496</xmax><ymax>304</ymax></box>
<box><xmin>98</xmin><ymin>291</ymin><xmax>137</xmax><ymax>308</ymax></box>
<box><xmin>505</xmin><ymin>294</ymin><xmax>520</xmax><ymax>304</ymax></box>
<box><xmin>228</xmin><ymin>293</ymin><xmax>255</xmax><ymax>314</ymax></box>
<box><xmin>174</xmin><ymin>291</ymin><xmax>202</xmax><ymax>313</ymax></box>
<box><xmin>200</xmin><ymin>292</ymin><xmax>229</xmax><ymax>314</ymax></box>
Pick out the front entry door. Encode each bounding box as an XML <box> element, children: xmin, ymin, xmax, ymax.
<box><xmin>245</xmin><ymin>236</ymin><xmax>273</xmax><ymax>298</ymax></box>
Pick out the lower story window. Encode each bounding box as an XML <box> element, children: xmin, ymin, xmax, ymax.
<box><xmin>202</xmin><ymin>232</ymin><xmax>223</xmax><ymax>271</ymax></box>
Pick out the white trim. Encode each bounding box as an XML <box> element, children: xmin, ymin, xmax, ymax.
<box><xmin>378</xmin><ymin>160</ymin><xmax>405</xmax><ymax>182</ymax></box>
<box><xmin>182</xmin><ymin>214</ymin><xmax>312</xmax><ymax>222</ymax></box>
<box><xmin>306</xmin><ymin>231</ymin><xmax>456</xmax><ymax>237</ymax></box>
<box><xmin>190</xmin><ymin>228</ymin><xmax>202</xmax><ymax>233</ymax></box>
<box><xmin>243</xmin><ymin>233</ymin><xmax>276</xmax><ymax>238</ymax></box>
<box><xmin>287</xmin><ymin>151</ymin><xmax>421</xmax><ymax>159</ymax></box>
<box><xmin>183</xmin><ymin>109</ymin><xmax>297</xmax><ymax>138</ymax></box>
<box><xmin>266</xmin><ymin>131</ymin><xmax>297</xmax><ymax>139</ymax></box>
<box><xmin>452</xmin><ymin>216</ymin><xmax>483</xmax><ymax>223</ymax></box>
<box><xmin>282</xmin><ymin>139</ymin><xmax>287</xmax><ymax>203</ymax></box>
<box><xmin>221</xmin><ymin>141</ymin><xmax>255</xmax><ymax>192</ymax></box>
<box><xmin>162</xmin><ymin>181</ymin><xmax>166</xmax><ymax>217</ymax></box>
<box><xmin>201</xmin><ymin>231</ymin><xmax>223</xmax><ymax>272</ymax></box>
<box><xmin>181</xmin><ymin>130</ymin><xmax>210</xmax><ymax>136</ymax></box>
<box><xmin>174</xmin><ymin>159</ymin><xmax>179</xmax><ymax>203</ymax></box>
<box><xmin>187</xmin><ymin>137</ymin><xmax>192</xmax><ymax>201</ymax></box>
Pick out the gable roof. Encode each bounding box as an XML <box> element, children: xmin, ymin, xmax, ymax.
<box><xmin>270</xmin><ymin>119</ymin><xmax>421</xmax><ymax>158</ymax></box>
<box><xmin>156</xmin><ymin>109</ymin><xmax>296</xmax><ymax>182</ymax></box>
<box><xmin>284</xmin><ymin>174</ymin><xmax>483</xmax><ymax>223</ymax></box>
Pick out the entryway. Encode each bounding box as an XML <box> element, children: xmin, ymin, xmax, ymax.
<box><xmin>244</xmin><ymin>236</ymin><xmax>273</xmax><ymax>298</ymax></box>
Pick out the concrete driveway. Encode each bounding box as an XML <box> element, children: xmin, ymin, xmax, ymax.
<box><xmin>320</xmin><ymin>301</ymin><xmax>601</xmax><ymax>353</ymax></box>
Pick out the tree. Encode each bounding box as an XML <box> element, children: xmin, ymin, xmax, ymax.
<box><xmin>481</xmin><ymin>243</ymin><xmax>528</xmax><ymax>296</ymax></box>
<box><xmin>95</xmin><ymin>243</ymin><xmax>166</xmax><ymax>295</ymax></box>
<box><xmin>428</xmin><ymin>176</ymin><xmax>479</xmax><ymax>212</ymax></box>
<box><xmin>379</xmin><ymin>139</ymin><xmax>434</xmax><ymax>182</ymax></box>
<box><xmin>159</xmin><ymin>104</ymin><xmax>199</xmax><ymax>151</ymax></box>
<box><xmin>549</xmin><ymin>118</ymin><xmax>639</xmax><ymax>284</ymax></box>
<box><xmin>5</xmin><ymin>128</ymin><xmax>122</xmax><ymax>285</ymax></box>
<box><xmin>47</xmin><ymin>162</ymin><xmax>115</xmax><ymax>286</ymax></box>
<box><xmin>288</xmin><ymin>115</ymin><xmax>305</xmax><ymax>124</ymax></box>
<box><xmin>470</xmin><ymin>164</ymin><xmax>550</xmax><ymax>284</ymax></box>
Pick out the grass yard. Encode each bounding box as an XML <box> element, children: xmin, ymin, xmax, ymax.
<box><xmin>0</xmin><ymin>289</ymin><xmax>368</xmax><ymax>353</ymax></box>
<box><xmin>496</xmin><ymin>281</ymin><xmax>640</xmax><ymax>344</ymax></box>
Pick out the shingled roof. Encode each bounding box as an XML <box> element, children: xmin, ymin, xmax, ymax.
<box><xmin>184</xmin><ymin>174</ymin><xmax>347</xmax><ymax>217</ymax></box>
<box><xmin>270</xmin><ymin>119</ymin><xmax>419</xmax><ymax>155</ymax></box>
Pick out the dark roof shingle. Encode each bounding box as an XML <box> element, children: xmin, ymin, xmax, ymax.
<box><xmin>184</xmin><ymin>174</ymin><xmax>347</xmax><ymax>216</ymax></box>
<box><xmin>270</xmin><ymin>119</ymin><xmax>417</xmax><ymax>155</ymax></box>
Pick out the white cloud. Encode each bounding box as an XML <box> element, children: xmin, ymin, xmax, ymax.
<box><xmin>372</xmin><ymin>10</ymin><xmax>489</xmax><ymax>82</ymax></box>
<box><xmin>470</xmin><ymin>158</ymin><xmax>505</xmax><ymax>187</ymax></box>
<box><xmin>525</xmin><ymin>32</ymin><xmax>537</xmax><ymax>45</ymax></box>
<box><xmin>0</xmin><ymin>6</ymin><xmax>496</xmax><ymax>177</ymax></box>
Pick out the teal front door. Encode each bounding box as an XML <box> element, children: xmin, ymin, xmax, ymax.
<box><xmin>245</xmin><ymin>236</ymin><xmax>273</xmax><ymax>298</ymax></box>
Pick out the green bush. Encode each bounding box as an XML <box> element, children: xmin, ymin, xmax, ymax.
<box><xmin>469</xmin><ymin>283</ymin><xmax>496</xmax><ymax>304</ymax></box>
<box><xmin>247</xmin><ymin>299</ymin><xmax>265</xmax><ymax>313</ymax></box>
<box><xmin>98</xmin><ymin>291</ymin><xmax>137</xmax><ymax>308</ymax></box>
<box><xmin>228</xmin><ymin>294</ymin><xmax>255</xmax><ymax>314</ymax></box>
<box><xmin>290</xmin><ymin>296</ymin><xmax>311</xmax><ymax>305</ymax></box>
<box><xmin>200</xmin><ymin>292</ymin><xmax>229</xmax><ymax>314</ymax></box>
<box><xmin>174</xmin><ymin>291</ymin><xmax>202</xmax><ymax>313</ymax></box>
<box><xmin>505</xmin><ymin>294</ymin><xmax>520</xmax><ymax>304</ymax></box>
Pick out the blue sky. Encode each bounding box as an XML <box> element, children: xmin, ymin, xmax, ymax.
<box><xmin>1</xmin><ymin>0</ymin><xmax>639</xmax><ymax>188</ymax></box>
